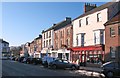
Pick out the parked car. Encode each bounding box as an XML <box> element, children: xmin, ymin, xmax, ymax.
<box><xmin>18</xmin><ymin>57</ymin><xmax>25</xmax><ymax>62</ymax></box>
<box><xmin>32</xmin><ymin>58</ymin><xmax>42</xmax><ymax>65</ymax></box>
<box><xmin>10</xmin><ymin>56</ymin><xmax>16</xmax><ymax>61</ymax></box>
<box><xmin>101</xmin><ymin>61</ymin><xmax>120</xmax><ymax>78</ymax></box>
<box><xmin>25</xmin><ymin>57</ymin><xmax>42</xmax><ymax>65</ymax></box>
<box><xmin>25</xmin><ymin>57</ymin><xmax>33</xmax><ymax>64</ymax></box>
<box><xmin>42</xmin><ymin>56</ymin><xmax>56</xmax><ymax>67</ymax></box>
<box><xmin>15</xmin><ymin>56</ymin><xmax>20</xmax><ymax>61</ymax></box>
<box><xmin>49</xmin><ymin>59</ymin><xmax>79</xmax><ymax>70</ymax></box>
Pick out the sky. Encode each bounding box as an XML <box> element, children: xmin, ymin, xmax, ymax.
<box><xmin>2</xmin><ymin>2</ymin><xmax>106</xmax><ymax>46</ymax></box>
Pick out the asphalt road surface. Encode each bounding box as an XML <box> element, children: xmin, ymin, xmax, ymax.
<box><xmin>2</xmin><ymin>60</ymin><xmax>103</xmax><ymax>78</ymax></box>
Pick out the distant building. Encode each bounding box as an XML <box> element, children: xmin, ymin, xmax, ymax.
<box><xmin>104</xmin><ymin>10</ymin><xmax>120</xmax><ymax>62</ymax></box>
<box><xmin>33</xmin><ymin>35</ymin><xmax>42</xmax><ymax>58</ymax></box>
<box><xmin>0</xmin><ymin>39</ymin><xmax>10</xmax><ymax>59</ymax></box>
<box><xmin>27</xmin><ymin>35</ymin><xmax>42</xmax><ymax>58</ymax></box>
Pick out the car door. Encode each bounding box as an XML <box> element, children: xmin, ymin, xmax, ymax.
<box><xmin>115</xmin><ymin>62</ymin><xmax>120</xmax><ymax>76</ymax></box>
<box><xmin>113</xmin><ymin>62</ymin><xmax>120</xmax><ymax>76</ymax></box>
<box><xmin>62</xmin><ymin>60</ymin><xmax>70</xmax><ymax>68</ymax></box>
<box><xmin>55</xmin><ymin>60</ymin><xmax>64</xmax><ymax>68</ymax></box>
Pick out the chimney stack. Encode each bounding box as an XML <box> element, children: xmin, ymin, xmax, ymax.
<box><xmin>65</xmin><ymin>17</ymin><xmax>71</xmax><ymax>21</ymax></box>
<box><xmin>53</xmin><ymin>23</ymin><xmax>56</xmax><ymax>26</ymax></box>
<box><xmin>84</xmin><ymin>3</ymin><xmax>97</xmax><ymax>13</ymax></box>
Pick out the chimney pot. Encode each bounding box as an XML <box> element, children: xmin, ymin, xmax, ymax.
<box><xmin>65</xmin><ymin>17</ymin><xmax>71</xmax><ymax>21</ymax></box>
<box><xmin>84</xmin><ymin>3</ymin><xmax>97</xmax><ymax>13</ymax></box>
<box><xmin>53</xmin><ymin>24</ymin><xmax>56</xmax><ymax>26</ymax></box>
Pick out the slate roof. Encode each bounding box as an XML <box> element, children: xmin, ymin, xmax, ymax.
<box><xmin>72</xmin><ymin>2</ymin><xmax>115</xmax><ymax>21</ymax></box>
<box><xmin>42</xmin><ymin>18</ymin><xmax>71</xmax><ymax>33</ymax></box>
<box><xmin>2</xmin><ymin>40</ymin><xmax>9</xmax><ymax>44</ymax></box>
<box><xmin>104</xmin><ymin>10</ymin><xmax>120</xmax><ymax>26</ymax></box>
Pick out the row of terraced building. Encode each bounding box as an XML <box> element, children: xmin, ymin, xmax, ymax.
<box><xmin>20</xmin><ymin>1</ymin><xmax>120</xmax><ymax>66</ymax></box>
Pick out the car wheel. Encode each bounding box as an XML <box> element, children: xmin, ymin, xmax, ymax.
<box><xmin>71</xmin><ymin>66</ymin><xmax>76</xmax><ymax>70</ymax></box>
<box><xmin>106</xmin><ymin>71</ymin><xmax>114</xmax><ymax>78</ymax></box>
<box><xmin>52</xmin><ymin>65</ymin><xmax>57</xmax><ymax>69</ymax></box>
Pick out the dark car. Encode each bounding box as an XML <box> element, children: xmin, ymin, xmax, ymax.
<box><xmin>12</xmin><ymin>57</ymin><xmax>16</xmax><ymax>61</ymax></box>
<box><xmin>25</xmin><ymin>57</ymin><xmax>33</xmax><ymax>64</ymax></box>
<box><xmin>25</xmin><ymin>58</ymin><xmax>42</xmax><ymax>65</ymax></box>
<box><xmin>15</xmin><ymin>56</ymin><xmax>20</xmax><ymax>61</ymax></box>
<box><xmin>32</xmin><ymin>58</ymin><xmax>42</xmax><ymax>65</ymax></box>
<box><xmin>101</xmin><ymin>61</ymin><xmax>120</xmax><ymax>78</ymax></box>
<box><xmin>49</xmin><ymin>59</ymin><xmax>79</xmax><ymax>70</ymax></box>
<box><xmin>18</xmin><ymin>57</ymin><xmax>25</xmax><ymax>62</ymax></box>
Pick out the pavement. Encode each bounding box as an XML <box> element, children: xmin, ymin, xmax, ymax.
<box><xmin>74</xmin><ymin>66</ymin><xmax>105</xmax><ymax>78</ymax></box>
<box><xmin>79</xmin><ymin>66</ymin><xmax>102</xmax><ymax>72</ymax></box>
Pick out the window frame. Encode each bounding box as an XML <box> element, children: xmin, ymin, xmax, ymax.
<box><xmin>86</xmin><ymin>17</ymin><xmax>89</xmax><ymax>25</ymax></box>
<box><xmin>97</xmin><ymin>13</ymin><xmax>101</xmax><ymax>22</ymax></box>
<box><xmin>49</xmin><ymin>31</ymin><xmax>51</xmax><ymax>38</ymax></box>
<box><xmin>79</xmin><ymin>19</ymin><xmax>82</xmax><ymax>27</ymax></box>
<box><xmin>118</xmin><ymin>26</ymin><xmax>120</xmax><ymax>35</ymax></box>
<box><xmin>110</xmin><ymin>27</ymin><xmax>115</xmax><ymax>37</ymax></box>
<box><xmin>76</xmin><ymin>36</ymin><xmax>78</xmax><ymax>46</ymax></box>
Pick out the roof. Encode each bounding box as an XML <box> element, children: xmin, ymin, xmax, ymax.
<box><xmin>104</xmin><ymin>10</ymin><xmax>120</xmax><ymax>26</ymax></box>
<box><xmin>2</xmin><ymin>40</ymin><xmax>9</xmax><ymax>44</ymax></box>
<box><xmin>42</xmin><ymin>25</ymin><xmax>55</xmax><ymax>33</ymax></box>
<box><xmin>54</xmin><ymin>20</ymin><xmax>71</xmax><ymax>31</ymax></box>
<box><xmin>35</xmin><ymin>35</ymin><xmax>42</xmax><ymax>40</ymax></box>
<box><xmin>42</xmin><ymin>17</ymin><xmax>71</xmax><ymax>33</ymax></box>
<box><xmin>72</xmin><ymin>2</ymin><xmax>115</xmax><ymax>21</ymax></box>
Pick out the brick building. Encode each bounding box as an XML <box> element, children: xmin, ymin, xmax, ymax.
<box><xmin>34</xmin><ymin>35</ymin><xmax>42</xmax><ymax>58</ymax></box>
<box><xmin>104</xmin><ymin>10</ymin><xmax>120</xmax><ymax>62</ymax></box>
<box><xmin>29</xmin><ymin>35</ymin><xmax>42</xmax><ymax>58</ymax></box>
<box><xmin>53</xmin><ymin>17</ymin><xmax>72</xmax><ymax>60</ymax></box>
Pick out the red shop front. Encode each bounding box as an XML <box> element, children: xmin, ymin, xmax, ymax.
<box><xmin>70</xmin><ymin>45</ymin><xmax>105</xmax><ymax>64</ymax></box>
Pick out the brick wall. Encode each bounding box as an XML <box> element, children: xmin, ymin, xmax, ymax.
<box><xmin>54</xmin><ymin>24</ymin><xmax>73</xmax><ymax>50</ymax></box>
<box><xmin>105</xmin><ymin>23</ymin><xmax>120</xmax><ymax>62</ymax></box>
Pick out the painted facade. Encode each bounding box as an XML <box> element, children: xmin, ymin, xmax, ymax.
<box><xmin>72</xmin><ymin>2</ymin><xmax>120</xmax><ymax>65</ymax></box>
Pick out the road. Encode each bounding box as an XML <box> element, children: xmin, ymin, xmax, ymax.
<box><xmin>2</xmin><ymin>60</ymin><xmax>104</xmax><ymax>78</ymax></box>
